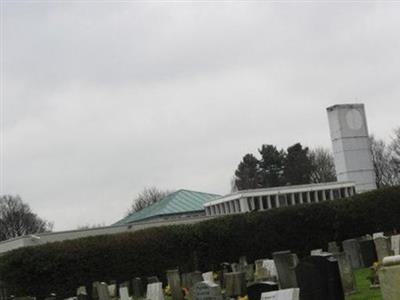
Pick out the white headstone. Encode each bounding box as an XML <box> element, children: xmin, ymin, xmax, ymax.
<box><xmin>119</xmin><ymin>287</ymin><xmax>131</xmax><ymax>300</ymax></box>
<box><xmin>261</xmin><ymin>288</ymin><xmax>300</xmax><ymax>300</ymax></box>
<box><xmin>262</xmin><ymin>259</ymin><xmax>278</xmax><ymax>279</ymax></box>
<box><xmin>310</xmin><ymin>249</ymin><xmax>323</xmax><ymax>256</ymax></box>
<box><xmin>373</xmin><ymin>232</ymin><xmax>384</xmax><ymax>239</ymax></box>
<box><xmin>108</xmin><ymin>284</ymin><xmax>117</xmax><ymax>298</ymax></box>
<box><xmin>146</xmin><ymin>282</ymin><xmax>164</xmax><ymax>300</ymax></box>
<box><xmin>202</xmin><ymin>272</ymin><xmax>214</xmax><ymax>283</ymax></box>
<box><xmin>391</xmin><ymin>235</ymin><xmax>400</xmax><ymax>255</ymax></box>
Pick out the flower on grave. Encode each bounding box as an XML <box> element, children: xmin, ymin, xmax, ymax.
<box><xmin>164</xmin><ymin>285</ymin><xmax>171</xmax><ymax>296</ymax></box>
<box><xmin>213</xmin><ymin>272</ymin><xmax>219</xmax><ymax>281</ymax></box>
<box><xmin>238</xmin><ymin>295</ymin><xmax>248</xmax><ymax>300</ymax></box>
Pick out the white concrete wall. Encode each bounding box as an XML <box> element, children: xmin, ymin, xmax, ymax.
<box><xmin>327</xmin><ymin>104</ymin><xmax>376</xmax><ymax>193</ymax></box>
<box><xmin>0</xmin><ymin>215</ymin><xmax>215</xmax><ymax>255</ymax></box>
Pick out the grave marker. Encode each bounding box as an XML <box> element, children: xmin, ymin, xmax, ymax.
<box><xmin>378</xmin><ymin>255</ymin><xmax>400</xmax><ymax>300</ymax></box>
<box><xmin>166</xmin><ymin>269</ymin><xmax>183</xmax><ymax>300</ymax></box>
<box><xmin>202</xmin><ymin>272</ymin><xmax>214</xmax><ymax>283</ymax></box>
<box><xmin>272</xmin><ymin>251</ymin><xmax>298</xmax><ymax>289</ymax></box>
<box><xmin>391</xmin><ymin>234</ymin><xmax>400</xmax><ymax>256</ymax></box>
<box><xmin>191</xmin><ymin>281</ymin><xmax>222</xmax><ymax>300</ymax></box>
<box><xmin>374</xmin><ymin>236</ymin><xmax>393</xmax><ymax>262</ymax></box>
<box><xmin>260</xmin><ymin>288</ymin><xmax>300</xmax><ymax>300</ymax></box>
<box><xmin>332</xmin><ymin>252</ymin><xmax>356</xmax><ymax>295</ymax></box>
<box><xmin>342</xmin><ymin>239</ymin><xmax>363</xmax><ymax>269</ymax></box>
<box><xmin>132</xmin><ymin>278</ymin><xmax>143</xmax><ymax>299</ymax></box>
<box><xmin>295</xmin><ymin>256</ymin><xmax>344</xmax><ymax>300</ymax></box>
<box><xmin>119</xmin><ymin>286</ymin><xmax>130</xmax><ymax>300</ymax></box>
<box><xmin>146</xmin><ymin>282</ymin><xmax>164</xmax><ymax>300</ymax></box>
<box><xmin>359</xmin><ymin>239</ymin><xmax>377</xmax><ymax>267</ymax></box>
<box><xmin>224</xmin><ymin>272</ymin><xmax>246</xmax><ymax>297</ymax></box>
<box><xmin>97</xmin><ymin>283</ymin><xmax>111</xmax><ymax>300</ymax></box>
<box><xmin>247</xmin><ymin>282</ymin><xmax>278</xmax><ymax>300</ymax></box>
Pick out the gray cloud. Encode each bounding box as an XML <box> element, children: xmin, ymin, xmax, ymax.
<box><xmin>3</xmin><ymin>2</ymin><xmax>400</xmax><ymax>230</ymax></box>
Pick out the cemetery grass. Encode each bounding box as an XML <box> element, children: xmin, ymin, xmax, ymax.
<box><xmin>346</xmin><ymin>268</ymin><xmax>382</xmax><ymax>300</ymax></box>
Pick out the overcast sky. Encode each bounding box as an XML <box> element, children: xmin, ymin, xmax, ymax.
<box><xmin>2</xmin><ymin>1</ymin><xmax>400</xmax><ymax>231</ymax></box>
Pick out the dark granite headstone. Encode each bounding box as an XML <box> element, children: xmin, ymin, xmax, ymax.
<box><xmin>247</xmin><ymin>282</ymin><xmax>278</xmax><ymax>300</ymax></box>
<box><xmin>359</xmin><ymin>239</ymin><xmax>378</xmax><ymax>267</ymax></box>
<box><xmin>224</xmin><ymin>272</ymin><xmax>247</xmax><ymax>297</ymax></box>
<box><xmin>295</xmin><ymin>256</ymin><xmax>344</xmax><ymax>300</ymax></box>
<box><xmin>132</xmin><ymin>278</ymin><xmax>144</xmax><ymax>298</ymax></box>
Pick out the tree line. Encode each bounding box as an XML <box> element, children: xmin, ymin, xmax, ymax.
<box><xmin>232</xmin><ymin>143</ymin><xmax>336</xmax><ymax>191</ymax></box>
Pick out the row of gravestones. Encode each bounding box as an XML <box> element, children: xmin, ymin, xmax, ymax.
<box><xmin>10</xmin><ymin>232</ymin><xmax>400</xmax><ymax>300</ymax></box>
<box><xmin>52</xmin><ymin>251</ymin><xmax>344</xmax><ymax>300</ymax></box>
<box><xmin>331</xmin><ymin>233</ymin><xmax>400</xmax><ymax>270</ymax></box>
<box><xmin>6</xmin><ymin>250</ymin><xmax>344</xmax><ymax>300</ymax></box>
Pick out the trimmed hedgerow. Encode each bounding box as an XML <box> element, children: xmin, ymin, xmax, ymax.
<box><xmin>0</xmin><ymin>186</ymin><xmax>399</xmax><ymax>299</ymax></box>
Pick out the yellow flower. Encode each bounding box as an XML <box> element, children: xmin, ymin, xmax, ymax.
<box><xmin>164</xmin><ymin>285</ymin><xmax>171</xmax><ymax>296</ymax></box>
<box><xmin>238</xmin><ymin>295</ymin><xmax>248</xmax><ymax>300</ymax></box>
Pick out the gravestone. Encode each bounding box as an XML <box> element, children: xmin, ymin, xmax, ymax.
<box><xmin>224</xmin><ymin>272</ymin><xmax>246</xmax><ymax>297</ymax></box>
<box><xmin>181</xmin><ymin>273</ymin><xmax>192</xmax><ymax>289</ymax></box>
<box><xmin>239</xmin><ymin>256</ymin><xmax>248</xmax><ymax>266</ymax></box>
<box><xmin>332</xmin><ymin>252</ymin><xmax>356</xmax><ymax>295</ymax></box>
<box><xmin>245</xmin><ymin>264</ymin><xmax>255</xmax><ymax>282</ymax></box>
<box><xmin>272</xmin><ymin>251</ymin><xmax>298</xmax><ymax>289</ymax></box>
<box><xmin>147</xmin><ymin>276</ymin><xmax>160</xmax><ymax>284</ymax></box>
<box><xmin>119</xmin><ymin>286</ymin><xmax>130</xmax><ymax>300</ymax></box>
<box><xmin>191</xmin><ymin>281</ymin><xmax>222</xmax><ymax>300</ymax></box>
<box><xmin>132</xmin><ymin>278</ymin><xmax>143</xmax><ymax>299</ymax></box>
<box><xmin>92</xmin><ymin>282</ymin><xmax>101</xmax><ymax>300</ymax></box>
<box><xmin>342</xmin><ymin>239</ymin><xmax>363</xmax><ymax>269</ymax></box>
<box><xmin>108</xmin><ymin>283</ymin><xmax>117</xmax><ymax>298</ymax></box>
<box><xmin>260</xmin><ymin>288</ymin><xmax>300</xmax><ymax>300</ymax></box>
<box><xmin>310</xmin><ymin>249</ymin><xmax>323</xmax><ymax>256</ymax></box>
<box><xmin>328</xmin><ymin>241</ymin><xmax>340</xmax><ymax>254</ymax></box>
<box><xmin>295</xmin><ymin>256</ymin><xmax>344</xmax><ymax>300</ymax></box>
<box><xmin>374</xmin><ymin>236</ymin><xmax>393</xmax><ymax>262</ymax></box>
<box><xmin>263</xmin><ymin>260</ymin><xmax>278</xmax><ymax>281</ymax></box>
<box><xmin>359</xmin><ymin>239</ymin><xmax>377</xmax><ymax>267</ymax></box>
<box><xmin>77</xmin><ymin>286</ymin><xmax>88</xmax><ymax>300</ymax></box>
<box><xmin>391</xmin><ymin>234</ymin><xmax>400</xmax><ymax>256</ymax></box>
<box><xmin>166</xmin><ymin>269</ymin><xmax>183</xmax><ymax>300</ymax></box>
<box><xmin>97</xmin><ymin>283</ymin><xmax>111</xmax><ymax>300</ymax></box>
<box><xmin>220</xmin><ymin>263</ymin><xmax>232</xmax><ymax>288</ymax></box>
<box><xmin>247</xmin><ymin>282</ymin><xmax>278</xmax><ymax>300</ymax></box>
<box><xmin>202</xmin><ymin>272</ymin><xmax>214</xmax><ymax>283</ymax></box>
<box><xmin>378</xmin><ymin>255</ymin><xmax>400</xmax><ymax>300</ymax></box>
<box><xmin>255</xmin><ymin>259</ymin><xmax>269</xmax><ymax>281</ymax></box>
<box><xmin>373</xmin><ymin>232</ymin><xmax>384</xmax><ymax>239</ymax></box>
<box><xmin>190</xmin><ymin>271</ymin><xmax>204</xmax><ymax>286</ymax></box>
<box><xmin>146</xmin><ymin>282</ymin><xmax>164</xmax><ymax>300</ymax></box>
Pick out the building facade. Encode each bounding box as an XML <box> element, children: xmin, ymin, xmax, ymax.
<box><xmin>204</xmin><ymin>181</ymin><xmax>356</xmax><ymax>217</ymax></box>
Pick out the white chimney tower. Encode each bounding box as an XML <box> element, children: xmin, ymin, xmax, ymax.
<box><xmin>327</xmin><ymin>103</ymin><xmax>376</xmax><ymax>193</ymax></box>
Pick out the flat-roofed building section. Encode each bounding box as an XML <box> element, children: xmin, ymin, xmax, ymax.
<box><xmin>204</xmin><ymin>182</ymin><xmax>356</xmax><ymax>216</ymax></box>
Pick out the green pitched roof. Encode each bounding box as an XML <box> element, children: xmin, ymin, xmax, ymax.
<box><xmin>115</xmin><ymin>189</ymin><xmax>221</xmax><ymax>225</ymax></box>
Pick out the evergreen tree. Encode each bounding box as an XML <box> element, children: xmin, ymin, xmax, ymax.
<box><xmin>234</xmin><ymin>154</ymin><xmax>261</xmax><ymax>190</ymax></box>
<box><xmin>258</xmin><ymin>144</ymin><xmax>286</xmax><ymax>187</ymax></box>
<box><xmin>283</xmin><ymin>143</ymin><xmax>312</xmax><ymax>185</ymax></box>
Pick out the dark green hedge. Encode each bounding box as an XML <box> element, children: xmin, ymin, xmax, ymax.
<box><xmin>1</xmin><ymin>186</ymin><xmax>400</xmax><ymax>299</ymax></box>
